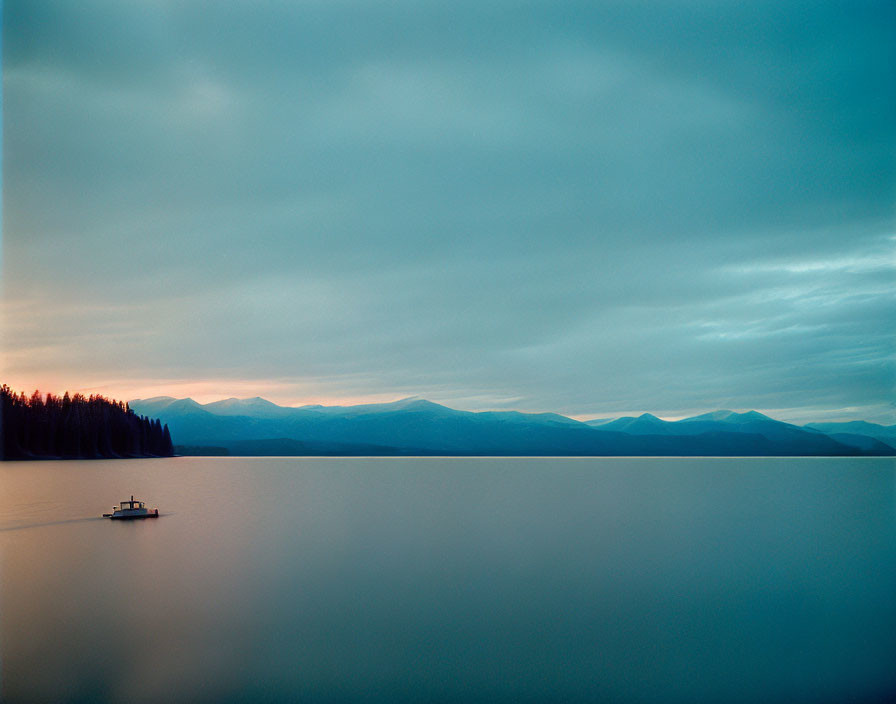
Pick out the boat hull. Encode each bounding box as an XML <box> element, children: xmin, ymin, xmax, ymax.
<box><xmin>104</xmin><ymin>510</ymin><xmax>159</xmax><ymax>520</ymax></box>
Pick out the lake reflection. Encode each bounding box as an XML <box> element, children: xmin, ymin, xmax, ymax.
<box><xmin>2</xmin><ymin>457</ymin><xmax>895</xmax><ymax>703</ymax></box>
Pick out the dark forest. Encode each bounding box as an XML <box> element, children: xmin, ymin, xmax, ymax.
<box><xmin>1</xmin><ymin>385</ymin><xmax>174</xmax><ymax>460</ymax></box>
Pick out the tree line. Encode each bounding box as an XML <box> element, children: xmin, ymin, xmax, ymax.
<box><xmin>1</xmin><ymin>385</ymin><xmax>174</xmax><ymax>460</ymax></box>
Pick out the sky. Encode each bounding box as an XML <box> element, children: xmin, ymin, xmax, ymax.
<box><xmin>2</xmin><ymin>0</ymin><xmax>894</xmax><ymax>423</ymax></box>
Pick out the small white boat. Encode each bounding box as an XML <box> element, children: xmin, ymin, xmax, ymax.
<box><xmin>103</xmin><ymin>495</ymin><xmax>159</xmax><ymax>520</ymax></box>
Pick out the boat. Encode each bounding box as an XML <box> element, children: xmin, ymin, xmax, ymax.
<box><xmin>103</xmin><ymin>495</ymin><xmax>159</xmax><ymax>520</ymax></box>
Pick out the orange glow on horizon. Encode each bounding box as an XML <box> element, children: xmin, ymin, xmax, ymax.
<box><xmin>0</xmin><ymin>376</ymin><xmax>415</xmax><ymax>409</ymax></box>
<box><xmin>1</xmin><ymin>376</ymin><xmax>884</xmax><ymax>424</ymax></box>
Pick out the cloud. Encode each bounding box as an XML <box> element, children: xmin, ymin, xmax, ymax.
<box><xmin>3</xmin><ymin>0</ymin><xmax>894</xmax><ymax>422</ymax></box>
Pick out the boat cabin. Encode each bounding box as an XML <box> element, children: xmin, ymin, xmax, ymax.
<box><xmin>103</xmin><ymin>495</ymin><xmax>158</xmax><ymax>519</ymax></box>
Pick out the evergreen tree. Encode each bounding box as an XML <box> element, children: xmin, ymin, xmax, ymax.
<box><xmin>0</xmin><ymin>385</ymin><xmax>176</xmax><ymax>460</ymax></box>
<box><xmin>162</xmin><ymin>424</ymin><xmax>174</xmax><ymax>456</ymax></box>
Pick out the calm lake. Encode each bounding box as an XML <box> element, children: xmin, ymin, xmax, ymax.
<box><xmin>1</xmin><ymin>457</ymin><xmax>895</xmax><ymax>703</ymax></box>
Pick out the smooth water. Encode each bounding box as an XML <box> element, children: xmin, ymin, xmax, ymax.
<box><xmin>1</xmin><ymin>457</ymin><xmax>895</xmax><ymax>703</ymax></box>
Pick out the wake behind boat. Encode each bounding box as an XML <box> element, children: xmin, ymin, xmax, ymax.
<box><xmin>103</xmin><ymin>496</ymin><xmax>159</xmax><ymax>520</ymax></box>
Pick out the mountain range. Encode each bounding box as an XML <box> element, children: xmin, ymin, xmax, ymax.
<box><xmin>127</xmin><ymin>397</ymin><xmax>896</xmax><ymax>457</ymax></box>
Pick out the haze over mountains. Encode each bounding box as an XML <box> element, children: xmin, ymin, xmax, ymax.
<box><xmin>129</xmin><ymin>397</ymin><xmax>896</xmax><ymax>457</ymax></box>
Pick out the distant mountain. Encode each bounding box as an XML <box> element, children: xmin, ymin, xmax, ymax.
<box><xmin>823</xmin><ymin>433</ymin><xmax>896</xmax><ymax>454</ymax></box>
<box><xmin>127</xmin><ymin>397</ymin><xmax>894</xmax><ymax>457</ymax></box>
<box><xmin>680</xmin><ymin>409</ymin><xmax>780</xmax><ymax>423</ymax></box>
<box><xmin>475</xmin><ymin>410</ymin><xmax>583</xmax><ymax>427</ymax></box>
<box><xmin>679</xmin><ymin>410</ymin><xmax>741</xmax><ymax>423</ymax></box>
<box><xmin>202</xmin><ymin>397</ymin><xmax>293</xmax><ymax>418</ymax></box>
<box><xmin>586</xmin><ymin>409</ymin><xmax>885</xmax><ymax>456</ymax></box>
<box><xmin>677</xmin><ymin>410</ymin><xmax>788</xmax><ymax>428</ymax></box>
<box><xmin>130</xmin><ymin>396</ymin><xmax>204</xmax><ymax>416</ymax></box>
<box><xmin>583</xmin><ymin>418</ymin><xmax>614</xmax><ymax>427</ymax></box>
<box><xmin>129</xmin><ymin>396</ymin><xmax>179</xmax><ymax>414</ymax></box>
<box><xmin>805</xmin><ymin>421</ymin><xmax>896</xmax><ymax>447</ymax></box>
<box><xmin>596</xmin><ymin>413</ymin><xmax>672</xmax><ymax>434</ymax></box>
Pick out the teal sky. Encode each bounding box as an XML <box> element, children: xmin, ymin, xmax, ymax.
<box><xmin>2</xmin><ymin>1</ymin><xmax>894</xmax><ymax>422</ymax></box>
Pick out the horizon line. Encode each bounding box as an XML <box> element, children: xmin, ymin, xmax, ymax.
<box><xmin>126</xmin><ymin>393</ymin><xmax>892</xmax><ymax>427</ymax></box>
<box><xmin>3</xmin><ymin>383</ymin><xmax>891</xmax><ymax>427</ymax></box>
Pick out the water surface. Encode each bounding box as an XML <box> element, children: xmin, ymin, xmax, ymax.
<box><xmin>2</xmin><ymin>457</ymin><xmax>895</xmax><ymax>703</ymax></box>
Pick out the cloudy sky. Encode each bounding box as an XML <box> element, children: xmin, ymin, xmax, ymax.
<box><xmin>2</xmin><ymin>0</ymin><xmax>894</xmax><ymax>423</ymax></box>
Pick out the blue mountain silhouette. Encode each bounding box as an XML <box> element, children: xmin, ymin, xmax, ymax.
<box><xmin>129</xmin><ymin>397</ymin><xmax>894</xmax><ymax>457</ymax></box>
